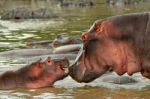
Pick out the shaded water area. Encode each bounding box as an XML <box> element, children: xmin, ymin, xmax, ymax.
<box><xmin>0</xmin><ymin>0</ymin><xmax>150</xmax><ymax>99</ymax></box>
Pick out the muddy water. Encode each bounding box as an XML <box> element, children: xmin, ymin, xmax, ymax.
<box><xmin>0</xmin><ymin>0</ymin><xmax>150</xmax><ymax>99</ymax></box>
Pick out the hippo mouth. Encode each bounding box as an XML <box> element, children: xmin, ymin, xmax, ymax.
<box><xmin>59</xmin><ymin>62</ymin><xmax>69</xmax><ymax>74</ymax></box>
<box><xmin>69</xmin><ymin>39</ymin><xmax>107</xmax><ymax>82</ymax></box>
<box><xmin>69</xmin><ymin>44</ymin><xmax>86</xmax><ymax>81</ymax></box>
<box><xmin>56</xmin><ymin>58</ymin><xmax>70</xmax><ymax>75</ymax></box>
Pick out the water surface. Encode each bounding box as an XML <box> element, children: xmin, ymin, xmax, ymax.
<box><xmin>0</xmin><ymin>0</ymin><xmax>149</xmax><ymax>99</ymax></box>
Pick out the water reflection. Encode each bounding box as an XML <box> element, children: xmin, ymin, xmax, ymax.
<box><xmin>0</xmin><ymin>0</ymin><xmax>149</xmax><ymax>99</ymax></box>
<box><xmin>0</xmin><ymin>19</ymin><xmax>64</xmax><ymax>51</ymax></box>
<box><xmin>0</xmin><ymin>19</ymin><xmax>64</xmax><ymax>31</ymax></box>
<box><xmin>54</xmin><ymin>73</ymin><xmax>150</xmax><ymax>89</ymax></box>
<box><xmin>107</xmin><ymin>0</ymin><xmax>150</xmax><ymax>14</ymax></box>
<box><xmin>0</xmin><ymin>75</ymin><xmax>149</xmax><ymax>99</ymax></box>
<box><xmin>0</xmin><ymin>0</ymin><xmax>55</xmax><ymax>11</ymax></box>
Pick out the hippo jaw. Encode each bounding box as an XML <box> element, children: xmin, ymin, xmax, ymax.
<box><xmin>69</xmin><ymin>40</ymin><xmax>108</xmax><ymax>82</ymax></box>
<box><xmin>51</xmin><ymin>57</ymin><xmax>70</xmax><ymax>80</ymax></box>
<box><xmin>69</xmin><ymin>62</ymin><xmax>102</xmax><ymax>83</ymax></box>
<box><xmin>69</xmin><ymin>56</ymin><xmax>108</xmax><ymax>82</ymax></box>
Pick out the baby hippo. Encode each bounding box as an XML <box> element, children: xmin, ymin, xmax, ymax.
<box><xmin>0</xmin><ymin>57</ymin><xmax>69</xmax><ymax>89</ymax></box>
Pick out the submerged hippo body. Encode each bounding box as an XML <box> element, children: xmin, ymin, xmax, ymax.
<box><xmin>52</xmin><ymin>35</ymin><xmax>82</xmax><ymax>48</ymax></box>
<box><xmin>0</xmin><ymin>49</ymin><xmax>53</xmax><ymax>58</ymax></box>
<box><xmin>53</xmin><ymin>44</ymin><xmax>82</xmax><ymax>54</ymax></box>
<box><xmin>70</xmin><ymin>12</ymin><xmax>150</xmax><ymax>82</ymax></box>
<box><xmin>0</xmin><ymin>57</ymin><xmax>69</xmax><ymax>89</ymax></box>
<box><xmin>0</xmin><ymin>44</ymin><xmax>82</xmax><ymax>59</ymax></box>
<box><xmin>27</xmin><ymin>35</ymin><xmax>82</xmax><ymax>49</ymax></box>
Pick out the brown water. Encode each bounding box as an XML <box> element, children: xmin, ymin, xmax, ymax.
<box><xmin>0</xmin><ymin>0</ymin><xmax>150</xmax><ymax>99</ymax></box>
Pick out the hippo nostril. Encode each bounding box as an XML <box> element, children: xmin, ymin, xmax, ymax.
<box><xmin>82</xmin><ymin>32</ymin><xmax>89</xmax><ymax>42</ymax></box>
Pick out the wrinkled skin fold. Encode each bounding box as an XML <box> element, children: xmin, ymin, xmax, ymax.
<box><xmin>69</xmin><ymin>12</ymin><xmax>150</xmax><ymax>82</ymax></box>
<box><xmin>0</xmin><ymin>57</ymin><xmax>69</xmax><ymax>89</ymax></box>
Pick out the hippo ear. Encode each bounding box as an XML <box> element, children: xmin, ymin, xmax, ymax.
<box><xmin>33</xmin><ymin>58</ymin><xmax>41</xmax><ymax>66</ymax></box>
<box><xmin>47</xmin><ymin>57</ymin><xmax>51</xmax><ymax>59</ymax></box>
<box><xmin>56</xmin><ymin>35</ymin><xmax>63</xmax><ymax>39</ymax></box>
<box><xmin>36</xmin><ymin>58</ymin><xmax>44</xmax><ymax>68</ymax></box>
<box><xmin>38</xmin><ymin>58</ymin><xmax>42</xmax><ymax>62</ymax></box>
<box><xmin>88</xmin><ymin>19</ymin><xmax>104</xmax><ymax>33</ymax></box>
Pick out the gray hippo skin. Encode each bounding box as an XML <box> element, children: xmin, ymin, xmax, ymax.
<box><xmin>0</xmin><ymin>35</ymin><xmax>82</xmax><ymax>59</ymax></box>
<box><xmin>0</xmin><ymin>44</ymin><xmax>82</xmax><ymax>59</ymax></box>
<box><xmin>0</xmin><ymin>49</ymin><xmax>53</xmax><ymax>58</ymax></box>
<box><xmin>69</xmin><ymin>12</ymin><xmax>150</xmax><ymax>82</ymax></box>
<box><xmin>26</xmin><ymin>35</ymin><xmax>82</xmax><ymax>49</ymax></box>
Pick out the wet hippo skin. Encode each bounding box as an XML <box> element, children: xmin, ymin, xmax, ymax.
<box><xmin>69</xmin><ymin>12</ymin><xmax>150</xmax><ymax>82</ymax></box>
<box><xmin>52</xmin><ymin>35</ymin><xmax>82</xmax><ymax>48</ymax></box>
<box><xmin>26</xmin><ymin>35</ymin><xmax>82</xmax><ymax>49</ymax></box>
<box><xmin>0</xmin><ymin>57</ymin><xmax>69</xmax><ymax>89</ymax></box>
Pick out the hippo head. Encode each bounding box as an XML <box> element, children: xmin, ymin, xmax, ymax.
<box><xmin>52</xmin><ymin>35</ymin><xmax>74</xmax><ymax>48</ymax></box>
<box><xmin>25</xmin><ymin>57</ymin><xmax>69</xmax><ymax>88</ymax></box>
<box><xmin>69</xmin><ymin>20</ymin><xmax>142</xmax><ymax>82</ymax></box>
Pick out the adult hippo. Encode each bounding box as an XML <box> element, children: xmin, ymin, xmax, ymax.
<box><xmin>69</xmin><ymin>12</ymin><xmax>150</xmax><ymax>82</ymax></box>
<box><xmin>0</xmin><ymin>57</ymin><xmax>69</xmax><ymax>89</ymax></box>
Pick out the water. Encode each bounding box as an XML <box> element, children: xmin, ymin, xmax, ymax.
<box><xmin>0</xmin><ymin>0</ymin><xmax>150</xmax><ymax>99</ymax></box>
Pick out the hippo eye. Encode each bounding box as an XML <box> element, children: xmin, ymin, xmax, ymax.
<box><xmin>47</xmin><ymin>60</ymin><xmax>51</xmax><ymax>63</ymax></box>
<box><xmin>47</xmin><ymin>60</ymin><xmax>52</xmax><ymax>64</ymax></box>
<box><xmin>46</xmin><ymin>60</ymin><xmax>54</xmax><ymax>66</ymax></box>
<box><xmin>46</xmin><ymin>57</ymin><xmax>52</xmax><ymax>64</ymax></box>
